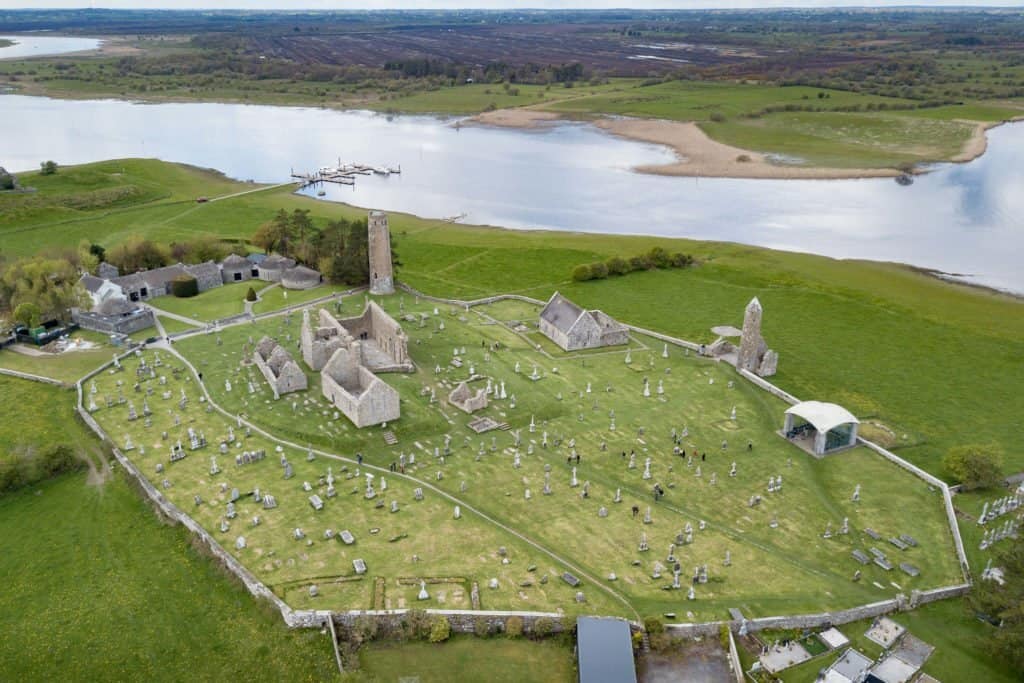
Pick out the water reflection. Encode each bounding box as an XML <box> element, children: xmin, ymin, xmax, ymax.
<box><xmin>1</xmin><ymin>95</ymin><xmax>1020</xmax><ymax>293</ymax></box>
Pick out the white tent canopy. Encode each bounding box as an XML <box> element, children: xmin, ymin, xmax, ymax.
<box><xmin>785</xmin><ymin>401</ymin><xmax>859</xmax><ymax>434</ymax></box>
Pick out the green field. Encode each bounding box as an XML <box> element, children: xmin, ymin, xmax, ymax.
<box><xmin>0</xmin><ymin>470</ymin><xmax>337</xmax><ymax>681</ymax></box>
<box><xmin>356</xmin><ymin>636</ymin><xmax>575</xmax><ymax>682</ymax></box>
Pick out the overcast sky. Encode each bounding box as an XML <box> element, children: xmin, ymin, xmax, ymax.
<box><xmin>1</xmin><ymin>1</ymin><xmax>1021</xmax><ymax>9</ymax></box>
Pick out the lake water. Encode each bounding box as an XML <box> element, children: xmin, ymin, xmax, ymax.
<box><xmin>0</xmin><ymin>35</ymin><xmax>102</xmax><ymax>60</ymax></box>
<box><xmin>1</xmin><ymin>94</ymin><xmax>1021</xmax><ymax>294</ymax></box>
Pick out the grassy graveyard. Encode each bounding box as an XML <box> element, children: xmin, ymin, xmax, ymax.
<box><xmin>88</xmin><ymin>292</ymin><xmax>964</xmax><ymax>622</ymax></box>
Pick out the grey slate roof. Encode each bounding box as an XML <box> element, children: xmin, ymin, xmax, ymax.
<box><xmin>222</xmin><ymin>253</ymin><xmax>249</xmax><ymax>268</ymax></box>
<box><xmin>576</xmin><ymin>617</ymin><xmax>636</xmax><ymax>683</ymax></box>
<box><xmin>79</xmin><ymin>274</ymin><xmax>106</xmax><ymax>294</ymax></box>
<box><xmin>540</xmin><ymin>292</ymin><xmax>585</xmax><ymax>335</ymax></box>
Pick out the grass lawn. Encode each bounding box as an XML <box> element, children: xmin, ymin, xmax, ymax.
<box><xmin>0</xmin><ymin>470</ymin><xmax>337</xmax><ymax>681</ymax></box>
<box><xmin>355</xmin><ymin>635</ymin><xmax>575</xmax><ymax>682</ymax></box>
<box><xmin>0</xmin><ymin>376</ymin><xmax>97</xmax><ymax>466</ymax></box>
<box><xmin>149</xmin><ymin>281</ymin><xmax>252</xmax><ymax>322</ymax></box>
<box><xmin>0</xmin><ymin>338</ymin><xmax>113</xmax><ymax>384</ymax></box>
<box><xmin>252</xmin><ymin>282</ymin><xmax>351</xmax><ymax>315</ymax></box>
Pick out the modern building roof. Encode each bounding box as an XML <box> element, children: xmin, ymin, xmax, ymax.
<box><xmin>540</xmin><ymin>292</ymin><xmax>585</xmax><ymax>335</ymax></box>
<box><xmin>785</xmin><ymin>401</ymin><xmax>859</xmax><ymax>434</ymax></box>
<box><xmin>576</xmin><ymin>617</ymin><xmax>636</xmax><ymax>683</ymax></box>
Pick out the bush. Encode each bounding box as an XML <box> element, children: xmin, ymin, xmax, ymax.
<box><xmin>571</xmin><ymin>263</ymin><xmax>593</xmax><ymax>282</ymax></box>
<box><xmin>944</xmin><ymin>444</ymin><xmax>1004</xmax><ymax>490</ymax></box>
<box><xmin>0</xmin><ymin>170</ymin><xmax>15</xmax><ymax>190</ymax></box>
<box><xmin>643</xmin><ymin>616</ymin><xmax>665</xmax><ymax>635</ymax></box>
<box><xmin>736</xmin><ymin>154</ymin><xmax>751</xmax><ymax>163</ymax></box>
<box><xmin>647</xmin><ymin>247</ymin><xmax>670</xmax><ymax>269</ymax></box>
<box><xmin>670</xmin><ymin>252</ymin><xmax>694</xmax><ymax>268</ymax></box>
<box><xmin>0</xmin><ymin>444</ymin><xmax>85</xmax><ymax>494</ymax></box>
<box><xmin>532</xmin><ymin>616</ymin><xmax>554</xmax><ymax>638</ymax></box>
<box><xmin>428</xmin><ymin>616</ymin><xmax>451</xmax><ymax>643</ymax></box>
<box><xmin>709</xmin><ymin>111</ymin><xmax>727</xmax><ymax>123</ymax></box>
<box><xmin>403</xmin><ymin>609</ymin><xmax>432</xmax><ymax>640</ymax></box>
<box><xmin>606</xmin><ymin>256</ymin><xmax>630</xmax><ymax>276</ymax></box>
<box><xmin>473</xmin><ymin>616</ymin><xmax>493</xmax><ymax>638</ymax></box>
<box><xmin>245</xmin><ymin>287</ymin><xmax>258</xmax><ymax>302</ymax></box>
<box><xmin>505</xmin><ymin>616</ymin><xmax>524</xmax><ymax>638</ymax></box>
<box><xmin>170</xmin><ymin>275</ymin><xmax>199</xmax><ymax>298</ymax></box>
<box><xmin>629</xmin><ymin>254</ymin><xmax>655</xmax><ymax>271</ymax></box>
<box><xmin>588</xmin><ymin>261</ymin><xmax>608</xmax><ymax>279</ymax></box>
<box><xmin>39</xmin><ymin>160</ymin><xmax>58</xmax><ymax>175</ymax></box>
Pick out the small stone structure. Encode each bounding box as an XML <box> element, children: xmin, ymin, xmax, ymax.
<box><xmin>281</xmin><ymin>264</ymin><xmax>322</xmax><ymax>290</ymax></box>
<box><xmin>302</xmin><ymin>303</ymin><xmax>412</xmax><ymax>373</ymax></box>
<box><xmin>220</xmin><ymin>253</ymin><xmax>254</xmax><ymax>283</ymax></box>
<box><xmin>253</xmin><ymin>336</ymin><xmax>307</xmax><ymax>395</ymax></box>
<box><xmin>320</xmin><ymin>344</ymin><xmax>400</xmax><ymax>427</ymax></box>
<box><xmin>737</xmin><ymin>297</ymin><xmax>778</xmax><ymax>377</ymax></box>
<box><xmin>303</xmin><ymin>302</ymin><xmax>410</xmax><ymax>427</ymax></box>
<box><xmin>538</xmin><ymin>291</ymin><xmax>629</xmax><ymax>352</ymax></box>
<box><xmin>448</xmin><ymin>381</ymin><xmax>488</xmax><ymax>414</ymax></box>
<box><xmin>368</xmin><ymin>210</ymin><xmax>395</xmax><ymax>295</ymax></box>
<box><xmin>256</xmin><ymin>254</ymin><xmax>297</xmax><ymax>282</ymax></box>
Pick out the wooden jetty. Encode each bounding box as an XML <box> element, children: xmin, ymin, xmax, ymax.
<box><xmin>291</xmin><ymin>162</ymin><xmax>401</xmax><ymax>189</ymax></box>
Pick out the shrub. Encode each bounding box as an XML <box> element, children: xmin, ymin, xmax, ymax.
<box><xmin>403</xmin><ymin>609</ymin><xmax>432</xmax><ymax>640</ymax></box>
<box><xmin>606</xmin><ymin>256</ymin><xmax>630</xmax><ymax>276</ymax></box>
<box><xmin>709</xmin><ymin>111</ymin><xmax>727</xmax><ymax>123</ymax></box>
<box><xmin>670</xmin><ymin>252</ymin><xmax>694</xmax><ymax>268</ymax></box>
<box><xmin>944</xmin><ymin>444</ymin><xmax>1004</xmax><ymax>490</ymax></box>
<box><xmin>571</xmin><ymin>263</ymin><xmax>593</xmax><ymax>282</ymax></box>
<box><xmin>170</xmin><ymin>274</ymin><xmax>199</xmax><ymax>298</ymax></box>
<box><xmin>629</xmin><ymin>254</ymin><xmax>654</xmax><ymax>271</ymax></box>
<box><xmin>40</xmin><ymin>160</ymin><xmax>58</xmax><ymax>175</ymax></box>
<box><xmin>643</xmin><ymin>616</ymin><xmax>665</xmax><ymax>635</ymax></box>
<box><xmin>505</xmin><ymin>616</ymin><xmax>524</xmax><ymax>638</ymax></box>
<box><xmin>736</xmin><ymin>154</ymin><xmax>751</xmax><ymax>163</ymax></box>
<box><xmin>647</xmin><ymin>247</ymin><xmax>670</xmax><ymax>269</ymax></box>
<box><xmin>473</xmin><ymin>616</ymin><xmax>493</xmax><ymax>638</ymax></box>
<box><xmin>428</xmin><ymin>616</ymin><xmax>451</xmax><ymax>643</ymax></box>
<box><xmin>245</xmin><ymin>287</ymin><xmax>258</xmax><ymax>302</ymax></box>
<box><xmin>588</xmin><ymin>261</ymin><xmax>608</xmax><ymax>279</ymax></box>
<box><xmin>532</xmin><ymin>616</ymin><xmax>554</xmax><ymax>638</ymax></box>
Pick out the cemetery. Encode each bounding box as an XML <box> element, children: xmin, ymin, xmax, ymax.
<box><xmin>84</xmin><ymin>287</ymin><xmax>966</xmax><ymax>623</ymax></box>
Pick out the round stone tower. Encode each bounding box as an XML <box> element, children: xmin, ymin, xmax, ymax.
<box><xmin>367</xmin><ymin>210</ymin><xmax>394</xmax><ymax>295</ymax></box>
<box><xmin>737</xmin><ymin>297</ymin><xmax>765</xmax><ymax>372</ymax></box>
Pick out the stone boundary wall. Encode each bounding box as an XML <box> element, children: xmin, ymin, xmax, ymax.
<box><xmin>737</xmin><ymin>368</ymin><xmax>801</xmax><ymax>406</ymax></box>
<box><xmin>0</xmin><ymin>366</ymin><xmax>65</xmax><ymax>386</ymax></box>
<box><xmin>330</xmin><ymin>608</ymin><xmax>579</xmax><ymax>636</ymax></box>
<box><xmin>726</xmin><ymin>629</ymin><xmax>743</xmax><ymax>683</ymax></box>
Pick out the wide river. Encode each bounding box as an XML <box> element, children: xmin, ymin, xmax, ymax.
<box><xmin>0</xmin><ymin>35</ymin><xmax>102</xmax><ymax>60</ymax></box>
<box><xmin>1</xmin><ymin>95</ymin><xmax>1021</xmax><ymax>293</ymax></box>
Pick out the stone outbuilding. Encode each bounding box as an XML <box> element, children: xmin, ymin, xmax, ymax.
<box><xmin>538</xmin><ymin>292</ymin><xmax>629</xmax><ymax>352</ymax></box>
<box><xmin>448</xmin><ymin>381</ymin><xmax>488</xmax><ymax>414</ymax></box>
<box><xmin>256</xmin><ymin>255</ymin><xmax>297</xmax><ymax>282</ymax></box>
<box><xmin>320</xmin><ymin>344</ymin><xmax>400</xmax><ymax>428</ymax></box>
<box><xmin>281</xmin><ymin>264</ymin><xmax>322</xmax><ymax>290</ymax></box>
<box><xmin>221</xmin><ymin>253</ymin><xmax>254</xmax><ymax>283</ymax></box>
<box><xmin>253</xmin><ymin>336</ymin><xmax>307</xmax><ymax>396</ymax></box>
<box><xmin>782</xmin><ymin>401</ymin><xmax>859</xmax><ymax>456</ymax></box>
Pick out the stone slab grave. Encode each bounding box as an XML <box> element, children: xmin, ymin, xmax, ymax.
<box><xmin>383</xmin><ymin>431</ymin><xmax>398</xmax><ymax>446</ymax></box>
<box><xmin>870</xmin><ymin>653</ymin><xmax>919</xmax><ymax>683</ymax></box>
<box><xmin>899</xmin><ymin>562</ymin><xmax>920</xmax><ymax>577</ymax></box>
<box><xmin>891</xmin><ymin>633</ymin><xmax>934</xmax><ymax>669</ymax></box>
<box><xmin>864</xmin><ymin>528</ymin><xmax>882</xmax><ymax>540</ymax></box>
<box><xmin>353</xmin><ymin>558</ymin><xmax>367</xmax><ymax>575</ymax></box>
<box><xmin>562</xmin><ymin>572</ymin><xmax>581</xmax><ymax>587</ymax></box>
<box><xmin>339</xmin><ymin>529</ymin><xmax>355</xmax><ymax>545</ymax></box>
<box><xmin>824</xmin><ymin>648</ymin><xmax>872</xmax><ymax>683</ymax></box>
<box><xmin>760</xmin><ymin>640</ymin><xmax>813</xmax><ymax>674</ymax></box>
<box><xmin>852</xmin><ymin>550</ymin><xmax>871</xmax><ymax>565</ymax></box>
<box><xmin>467</xmin><ymin>416</ymin><xmax>503</xmax><ymax>433</ymax></box>
<box><xmin>864</xmin><ymin>616</ymin><xmax>906</xmax><ymax>648</ymax></box>
<box><xmin>818</xmin><ymin>627</ymin><xmax>850</xmax><ymax>650</ymax></box>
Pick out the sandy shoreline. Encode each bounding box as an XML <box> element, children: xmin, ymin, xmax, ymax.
<box><xmin>469</xmin><ymin>107</ymin><xmax>1012</xmax><ymax>180</ymax></box>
